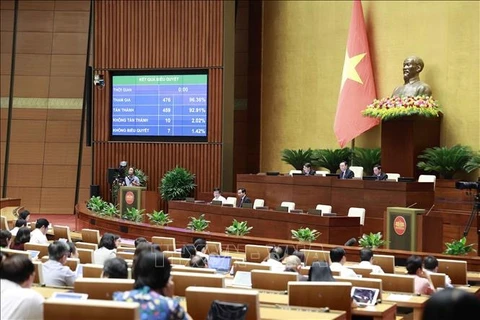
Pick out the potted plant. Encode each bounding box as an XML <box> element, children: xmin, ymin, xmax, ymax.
<box><xmin>281</xmin><ymin>148</ymin><xmax>315</xmax><ymax>170</ymax></box>
<box><xmin>225</xmin><ymin>219</ymin><xmax>253</xmax><ymax>236</ymax></box>
<box><xmin>147</xmin><ymin>210</ymin><xmax>173</xmax><ymax>226</ymax></box>
<box><xmin>416</xmin><ymin>145</ymin><xmax>474</xmax><ymax>179</ymax></box>
<box><xmin>352</xmin><ymin>148</ymin><xmax>381</xmax><ymax>176</ymax></box>
<box><xmin>312</xmin><ymin>148</ymin><xmax>352</xmax><ymax>173</ymax></box>
<box><xmin>291</xmin><ymin>227</ymin><xmax>320</xmax><ymax>242</ymax></box>
<box><xmin>122</xmin><ymin>207</ymin><xmax>145</xmax><ymax>223</ymax></box>
<box><xmin>358</xmin><ymin>232</ymin><xmax>386</xmax><ymax>249</ymax></box>
<box><xmin>186</xmin><ymin>214</ymin><xmax>210</xmax><ymax>232</ymax></box>
<box><xmin>444</xmin><ymin>237</ymin><xmax>476</xmax><ymax>255</ymax></box>
<box><xmin>134</xmin><ymin>168</ymin><xmax>148</xmax><ymax>187</ymax></box>
<box><xmin>464</xmin><ymin>151</ymin><xmax>480</xmax><ymax>173</ymax></box>
<box><xmin>86</xmin><ymin>196</ymin><xmax>109</xmax><ymax>213</ymax></box>
<box><xmin>101</xmin><ymin>203</ymin><xmax>119</xmax><ymax>217</ymax></box>
<box><xmin>159</xmin><ymin>166</ymin><xmax>197</xmax><ymax>201</ymax></box>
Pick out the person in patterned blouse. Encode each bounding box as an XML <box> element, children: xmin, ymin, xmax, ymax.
<box><xmin>113</xmin><ymin>251</ymin><xmax>191</xmax><ymax>320</ymax></box>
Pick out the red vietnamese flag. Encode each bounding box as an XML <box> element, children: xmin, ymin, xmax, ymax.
<box><xmin>334</xmin><ymin>0</ymin><xmax>379</xmax><ymax>147</ymax></box>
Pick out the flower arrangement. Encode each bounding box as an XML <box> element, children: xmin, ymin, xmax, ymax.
<box><xmin>362</xmin><ymin>95</ymin><xmax>441</xmax><ymax>121</ymax></box>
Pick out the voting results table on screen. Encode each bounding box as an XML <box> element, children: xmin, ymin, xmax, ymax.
<box><xmin>112</xmin><ymin>74</ymin><xmax>208</xmax><ymax>137</ymax></box>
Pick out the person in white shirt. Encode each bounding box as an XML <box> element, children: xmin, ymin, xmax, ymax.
<box><xmin>261</xmin><ymin>246</ymin><xmax>285</xmax><ymax>272</ymax></box>
<box><xmin>124</xmin><ymin>167</ymin><xmax>140</xmax><ymax>186</ymax></box>
<box><xmin>212</xmin><ymin>187</ymin><xmax>227</xmax><ymax>203</ymax></box>
<box><xmin>423</xmin><ymin>255</ymin><xmax>454</xmax><ymax>289</ymax></box>
<box><xmin>329</xmin><ymin>247</ymin><xmax>358</xmax><ymax>278</ymax></box>
<box><xmin>29</xmin><ymin>218</ymin><xmax>50</xmax><ymax>244</ymax></box>
<box><xmin>355</xmin><ymin>248</ymin><xmax>384</xmax><ymax>274</ymax></box>
<box><xmin>9</xmin><ymin>219</ymin><xmax>27</xmax><ymax>237</ymax></box>
<box><xmin>93</xmin><ymin>233</ymin><xmax>117</xmax><ymax>265</ymax></box>
<box><xmin>1</xmin><ymin>254</ymin><xmax>44</xmax><ymax>320</ymax></box>
<box><xmin>43</xmin><ymin>241</ymin><xmax>77</xmax><ymax>287</ymax></box>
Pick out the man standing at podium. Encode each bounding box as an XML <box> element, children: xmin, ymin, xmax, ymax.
<box><xmin>124</xmin><ymin>167</ymin><xmax>140</xmax><ymax>187</ymax></box>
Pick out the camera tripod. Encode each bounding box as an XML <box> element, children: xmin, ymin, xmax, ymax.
<box><xmin>463</xmin><ymin>190</ymin><xmax>480</xmax><ymax>237</ymax></box>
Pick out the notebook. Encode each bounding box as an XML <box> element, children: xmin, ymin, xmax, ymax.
<box><xmin>351</xmin><ymin>286</ymin><xmax>380</xmax><ymax>306</ymax></box>
<box><xmin>232</xmin><ymin>271</ymin><xmax>252</xmax><ymax>288</ymax></box>
<box><xmin>51</xmin><ymin>292</ymin><xmax>88</xmax><ymax>300</ymax></box>
<box><xmin>208</xmin><ymin>255</ymin><xmax>232</xmax><ymax>274</ymax></box>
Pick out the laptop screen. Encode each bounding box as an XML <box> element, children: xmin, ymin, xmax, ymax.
<box><xmin>351</xmin><ymin>286</ymin><xmax>379</xmax><ymax>306</ymax></box>
<box><xmin>208</xmin><ymin>255</ymin><xmax>232</xmax><ymax>272</ymax></box>
<box><xmin>51</xmin><ymin>292</ymin><xmax>88</xmax><ymax>300</ymax></box>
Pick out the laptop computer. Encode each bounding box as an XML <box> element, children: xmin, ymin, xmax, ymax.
<box><xmin>307</xmin><ymin>209</ymin><xmax>322</xmax><ymax>215</ymax></box>
<box><xmin>266</xmin><ymin>171</ymin><xmax>280</xmax><ymax>176</ymax></box>
<box><xmin>208</xmin><ymin>255</ymin><xmax>232</xmax><ymax>274</ymax></box>
<box><xmin>398</xmin><ymin>177</ymin><xmax>415</xmax><ymax>182</ymax></box>
<box><xmin>351</xmin><ymin>286</ymin><xmax>380</xmax><ymax>306</ymax></box>
<box><xmin>322</xmin><ymin>213</ymin><xmax>337</xmax><ymax>216</ymax></box>
<box><xmin>211</xmin><ymin>200</ymin><xmax>223</xmax><ymax>206</ymax></box>
<box><xmin>223</xmin><ymin>203</ymin><xmax>234</xmax><ymax>207</ymax></box>
<box><xmin>241</xmin><ymin>203</ymin><xmax>253</xmax><ymax>209</ymax></box>
<box><xmin>51</xmin><ymin>292</ymin><xmax>88</xmax><ymax>300</ymax></box>
<box><xmin>231</xmin><ymin>271</ymin><xmax>252</xmax><ymax>288</ymax></box>
<box><xmin>363</xmin><ymin>176</ymin><xmax>377</xmax><ymax>181</ymax></box>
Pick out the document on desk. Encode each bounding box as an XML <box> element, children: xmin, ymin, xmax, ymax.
<box><xmin>386</xmin><ymin>294</ymin><xmax>413</xmax><ymax>301</ymax></box>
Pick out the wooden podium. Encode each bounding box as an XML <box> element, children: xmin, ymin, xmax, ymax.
<box><xmin>381</xmin><ymin>115</ymin><xmax>442</xmax><ymax>177</ymax></box>
<box><xmin>385</xmin><ymin>207</ymin><xmax>443</xmax><ymax>253</ymax></box>
<box><xmin>119</xmin><ymin>187</ymin><xmax>159</xmax><ymax>217</ymax></box>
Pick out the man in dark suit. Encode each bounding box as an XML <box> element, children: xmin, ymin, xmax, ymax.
<box><xmin>302</xmin><ymin>163</ymin><xmax>316</xmax><ymax>176</ymax></box>
<box><xmin>339</xmin><ymin>161</ymin><xmax>354</xmax><ymax>179</ymax></box>
<box><xmin>237</xmin><ymin>188</ymin><xmax>252</xmax><ymax>207</ymax></box>
<box><xmin>372</xmin><ymin>164</ymin><xmax>388</xmax><ymax>181</ymax></box>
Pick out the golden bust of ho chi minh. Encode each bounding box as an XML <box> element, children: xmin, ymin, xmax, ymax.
<box><xmin>392</xmin><ymin>56</ymin><xmax>432</xmax><ymax>98</ymax></box>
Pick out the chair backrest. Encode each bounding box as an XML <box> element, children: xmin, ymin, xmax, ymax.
<box><xmin>372</xmin><ymin>254</ymin><xmax>395</xmax><ymax>274</ymax></box>
<box><xmin>0</xmin><ymin>247</ymin><xmax>30</xmax><ymax>258</ymax></box>
<box><xmin>300</xmin><ymin>266</ymin><xmax>339</xmax><ymax>277</ymax></box>
<box><xmin>116</xmin><ymin>251</ymin><xmax>135</xmax><ymax>260</ymax></box>
<box><xmin>77</xmin><ymin>248</ymin><xmax>94</xmax><ymax>264</ymax></box>
<box><xmin>334</xmin><ymin>276</ymin><xmax>383</xmax><ymax>299</ymax></box>
<box><xmin>245</xmin><ymin>244</ymin><xmax>272</xmax><ymax>263</ymax></box>
<box><xmin>385</xmin><ymin>173</ymin><xmax>400</xmax><ymax>182</ymax></box>
<box><xmin>226</xmin><ymin>197</ymin><xmax>237</xmax><ymax>207</ymax></box>
<box><xmin>53</xmin><ymin>225</ymin><xmax>72</xmax><ymax>242</ymax></box>
<box><xmin>81</xmin><ymin>229</ymin><xmax>100</xmax><ymax>244</ymax></box>
<box><xmin>206</xmin><ymin>241</ymin><xmax>222</xmax><ymax>255</ymax></box>
<box><xmin>370</xmin><ymin>273</ymin><xmax>415</xmax><ymax>293</ymax></box>
<box><xmin>0</xmin><ymin>215</ymin><xmax>9</xmax><ymax>231</ymax></box>
<box><xmin>33</xmin><ymin>260</ymin><xmax>44</xmax><ymax>284</ymax></box>
<box><xmin>350</xmin><ymin>166</ymin><xmax>364</xmax><ymax>178</ymax></box>
<box><xmin>43</xmin><ymin>299</ymin><xmax>140</xmax><ymax>320</ymax></box>
<box><xmin>168</xmin><ymin>257</ymin><xmax>190</xmax><ymax>266</ymax></box>
<box><xmin>253</xmin><ymin>199</ymin><xmax>264</xmax><ymax>209</ymax></box>
<box><xmin>346</xmin><ymin>266</ymin><xmax>374</xmax><ymax>278</ymax></box>
<box><xmin>75</xmin><ymin>242</ymin><xmax>98</xmax><ymax>251</ymax></box>
<box><xmin>437</xmin><ymin>258</ymin><xmax>467</xmax><ymax>285</ymax></box>
<box><xmin>162</xmin><ymin>250</ymin><xmax>181</xmax><ymax>258</ymax></box>
<box><xmin>171</xmin><ymin>266</ymin><xmax>216</xmax><ymax>274</ymax></box>
<box><xmin>233</xmin><ymin>261</ymin><xmax>271</xmax><ymax>274</ymax></box>
<box><xmin>151</xmin><ymin>236</ymin><xmax>176</xmax><ymax>251</ymax></box>
<box><xmin>185</xmin><ymin>286</ymin><xmax>260</xmax><ymax>320</ymax></box>
<box><xmin>288</xmin><ymin>282</ymin><xmax>352</xmax><ymax>319</ymax></box>
<box><xmin>251</xmin><ymin>270</ymin><xmax>297</xmax><ymax>291</ymax></box>
<box><xmin>347</xmin><ymin>207</ymin><xmax>366</xmax><ymax>225</ymax></box>
<box><xmin>315</xmin><ymin>170</ymin><xmax>330</xmax><ymax>177</ymax></box>
<box><xmin>288</xmin><ymin>170</ymin><xmax>302</xmax><ymax>176</ymax></box>
<box><xmin>24</xmin><ymin>243</ymin><xmax>49</xmax><ymax>259</ymax></box>
<box><xmin>300</xmin><ymin>249</ymin><xmax>330</xmax><ymax>266</ymax></box>
<box><xmin>315</xmin><ymin>204</ymin><xmax>332</xmax><ymax>214</ymax></box>
<box><xmin>65</xmin><ymin>258</ymin><xmax>80</xmax><ymax>272</ymax></box>
<box><xmin>83</xmin><ymin>264</ymin><xmax>104</xmax><ymax>278</ymax></box>
<box><xmin>170</xmin><ymin>271</ymin><xmax>225</xmax><ymax>296</ymax></box>
<box><xmin>429</xmin><ymin>272</ymin><xmax>447</xmax><ymax>289</ymax></box>
<box><xmin>74</xmin><ymin>278</ymin><xmax>134</xmax><ymax>300</ymax></box>
<box><xmin>418</xmin><ymin>174</ymin><xmax>436</xmax><ymax>188</ymax></box>
<box><xmin>280</xmin><ymin>201</ymin><xmax>295</xmax><ymax>212</ymax></box>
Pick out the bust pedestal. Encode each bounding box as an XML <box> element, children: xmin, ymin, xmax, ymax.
<box><xmin>381</xmin><ymin>115</ymin><xmax>442</xmax><ymax>177</ymax></box>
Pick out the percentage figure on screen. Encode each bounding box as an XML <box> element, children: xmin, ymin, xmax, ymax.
<box><xmin>189</xmin><ymin>97</ymin><xmax>207</xmax><ymax>103</ymax></box>
<box><xmin>188</xmin><ymin>107</ymin><xmax>207</xmax><ymax>113</ymax></box>
<box><xmin>192</xmin><ymin>128</ymin><xmax>206</xmax><ymax>134</ymax></box>
<box><xmin>191</xmin><ymin>118</ymin><xmax>206</xmax><ymax>124</ymax></box>
<box><xmin>162</xmin><ymin>97</ymin><xmax>171</xmax><ymax>102</ymax></box>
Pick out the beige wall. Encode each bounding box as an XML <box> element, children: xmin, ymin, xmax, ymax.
<box><xmin>261</xmin><ymin>1</ymin><xmax>479</xmax><ymax>172</ymax></box>
<box><xmin>0</xmin><ymin>0</ymin><xmax>91</xmax><ymax>213</ymax></box>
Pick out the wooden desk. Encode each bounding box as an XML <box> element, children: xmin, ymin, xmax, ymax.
<box><xmin>236</xmin><ymin>174</ymin><xmax>434</xmax><ymax>235</ymax></box>
<box><xmin>33</xmin><ymin>286</ymin><xmax>71</xmax><ymax>298</ymax></box>
<box><xmin>0</xmin><ymin>198</ymin><xmax>21</xmax><ymax>209</ymax></box>
<box><xmin>382</xmin><ymin>292</ymin><xmax>427</xmax><ymax>320</ymax></box>
<box><xmin>168</xmin><ymin>201</ymin><xmax>361</xmax><ymax>245</ymax></box>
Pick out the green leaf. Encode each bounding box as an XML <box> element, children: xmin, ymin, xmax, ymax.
<box><xmin>225</xmin><ymin>219</ymin><xmax>253</xmax><ymax>236</ymax></box>
<box><xmin>311</xmin><ymin>148</ymin><xmax>352</xmax><ymax>173</ymax></box>
<box><xmin>444</xmin><ymin>237</ymin><xmax>476</xmax><ymax>255</ymax></box>
<box><xmin>291</xmin><ymin>227</ymin><xmax>320</xmax><ymax>242</ymax></box>
<box><xmin>358</xmin><ymin>232</ymin><xmax>386</xmax><ymax>248</ymax></box>
<box><xmin>281</xmin><ymin>149</ymin><xmax>315</xmax><ymax>170</ymax></box>
<box><xmin>352</xmin><ymin>148</ymin><xmax>381</xmax><ymax>176</ymax></box>
<box><xmin>147</xmin><ymin>210</ymin><xmax>173</xmax><ymax>226</ymax></box>
<box><xmin>417</xmin><ymin>145</ymin><xmax>473</xmax><ymax>179</ymax></box>
<box><xmin>159</xmin><ymin>166</ymin><xmax>197</xmax><ymax>201</ymax></box>
<box><xmin>187</xmin><ymin>214</ymin><xmax>210</xmax><ymax>232</ymax></box>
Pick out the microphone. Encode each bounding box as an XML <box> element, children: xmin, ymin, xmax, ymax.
<box><xmin>407</xmin><ymin>202</ymin><xmax>417</xmax><ymax>208</ymax></box>
<box><xmin>344</xmin><ymin>238</ymin><xmax>357</xmax><ymax>246</ymax></box>
<box><xmin>425</xmin><ymin>204</ymin><xmax>435</xmax><ymax>216</ymax></box>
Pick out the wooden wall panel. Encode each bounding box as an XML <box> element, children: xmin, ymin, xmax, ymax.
<box><xmin>93</xmin><ymin>0</ymin><xmax>225</xmax><ymax>207</ymax></box>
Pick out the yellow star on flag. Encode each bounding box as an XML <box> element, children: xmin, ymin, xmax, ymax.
<box><xmin>340</xmin><ymin>51</ymin><xmax>366</xmax><ymax>91</ymax></box>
